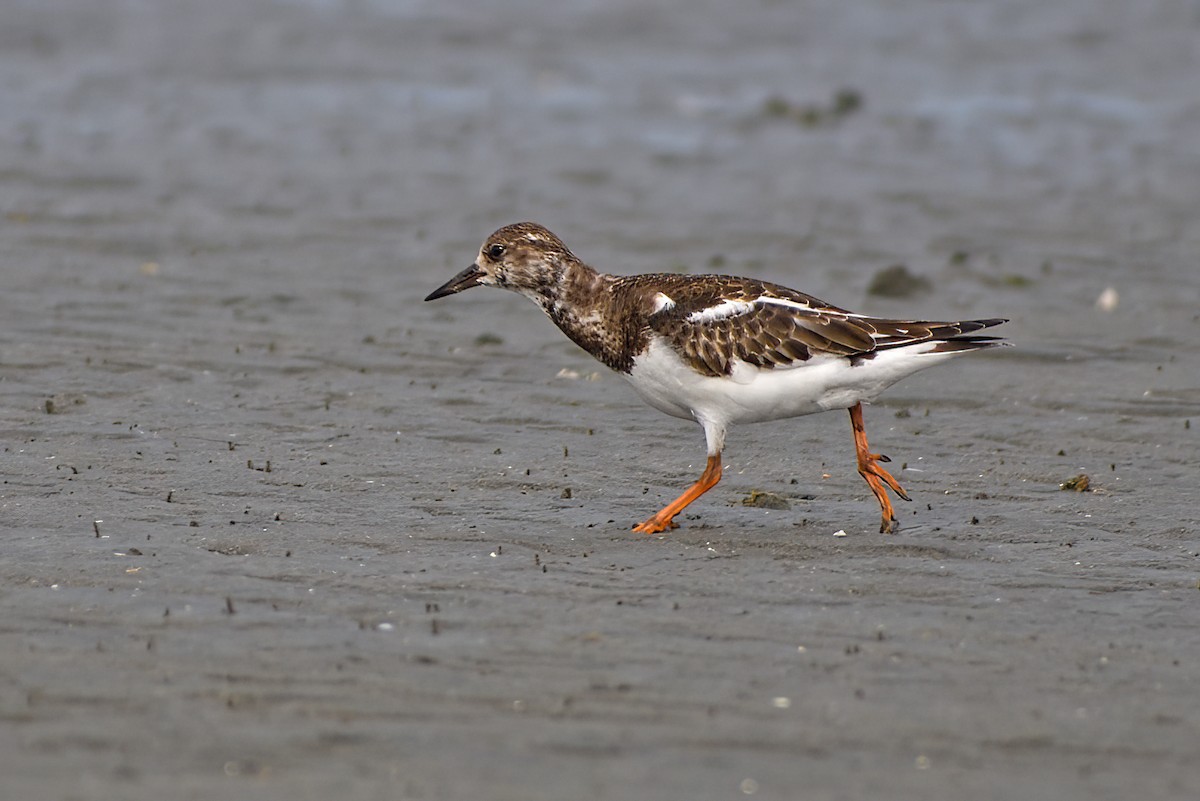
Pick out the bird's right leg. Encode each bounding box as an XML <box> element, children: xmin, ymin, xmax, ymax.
<box><xmin>848</xmin><ymin>402</ymin><xmax>911</xmax><ymax>533</ymax></box>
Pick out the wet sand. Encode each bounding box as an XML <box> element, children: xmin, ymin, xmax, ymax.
<box><xmin>2</xmin><ymin>1</ymin><xmax>1199</xmax><ymax>799</ymax></box>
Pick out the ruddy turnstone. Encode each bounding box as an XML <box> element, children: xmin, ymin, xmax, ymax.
<box><xmin>426</xmin><ymin>222</ymin><xmax>1007</xmax><ymax>534</ymax></box>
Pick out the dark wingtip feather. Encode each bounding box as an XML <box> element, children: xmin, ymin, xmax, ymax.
<box><xmin>954</xmin><ymin>318</ymin><xmax>1009</xmax><ymax>334</ymax></box>
<box><xmin>928</xmin><ymin>336</ymin><xmax>1010</xmax><ymax>354</ymax></box>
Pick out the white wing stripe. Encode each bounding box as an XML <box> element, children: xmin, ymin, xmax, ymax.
<box><xmin>686</xmin><ymin>298</ymin><xmax>756</xmax><ymax>323</ymax></box>
<box><xmin>754</xmin><ymin>296</ymin><xmax>814</xmax><ymax>313</ymax></box>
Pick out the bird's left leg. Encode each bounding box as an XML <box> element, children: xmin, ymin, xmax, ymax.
<box><xmin>633</xmin><ymin>418</ymin><xmax>725</xmax><ymax>535</ymax></box>
<box><xmin>632</xmin><ymin>454</ymin><xmax>722</xmax><ymax>534</ymax></box>
<box><xmin>848</xmin><ymin>402</ymin><xmax>911</xmax><ymax>533</ymax></box>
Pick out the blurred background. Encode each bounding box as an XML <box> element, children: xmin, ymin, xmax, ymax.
<box><xmin>5</xmin><ymin>0</ymin><xmax>1199</xmax><ymax>299</ymax></box>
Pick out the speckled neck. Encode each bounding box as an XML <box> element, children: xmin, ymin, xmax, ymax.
<box><xmin>536</xmin><ymin>262</ymin><xmax>644</xmax><ymax>373</ymax></box>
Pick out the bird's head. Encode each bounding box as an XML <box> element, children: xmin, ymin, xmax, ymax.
<box><xmin>424</xmin><ymin>222</ymin><xmax>577</xmax><ymax>303</ymax></box>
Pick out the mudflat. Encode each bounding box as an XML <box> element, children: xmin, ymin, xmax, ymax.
<box><xmin>2</xmin><ymin>2</ymin><xmax>1198</xmax><ymax>799</ymax></box>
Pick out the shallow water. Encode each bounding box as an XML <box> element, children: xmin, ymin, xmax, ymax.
<box><xmin>2</xmin><ymin>1</ymin><xmax>1199</xmax><ymax>799</ymax></box>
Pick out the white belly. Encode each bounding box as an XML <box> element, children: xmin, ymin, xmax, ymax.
<box><xmin>624</xmin><ymin>336</ymin><xmax>969</xmax><ymax>428</ymax></box>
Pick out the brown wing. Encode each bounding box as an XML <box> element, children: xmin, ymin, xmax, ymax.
<box><xmin>621</xmin><ymin>274</ymin><xmax>1005</xmax><ymax>378</ymax></box>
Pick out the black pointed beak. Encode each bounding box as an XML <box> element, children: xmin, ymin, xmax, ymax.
<box><xmin>424</xmin><ymin>264</ymin><xmax>485</xmax><ymax>301</ymax></box>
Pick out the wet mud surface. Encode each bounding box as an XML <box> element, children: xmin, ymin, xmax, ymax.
<box><xmin>2</xmin><ymin>1</ymin><xmax>1199</xmax><ymax>799</ymax></box>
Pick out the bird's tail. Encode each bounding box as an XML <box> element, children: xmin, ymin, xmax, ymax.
<box><xmin>873</xmin><ymin>318</ymin><xmax>1009</xmax><ymax>352</ymax></box>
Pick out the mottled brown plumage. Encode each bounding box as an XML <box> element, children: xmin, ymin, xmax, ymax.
<box><xmin>428</xmin><ymin>223</ymin><xmax>1003</xmax><ymax>378</ymax></box>
<box><xmin>613</xmin><ymin>273</ymin><xmax>1004</xmax><ymax>378</ymax></box>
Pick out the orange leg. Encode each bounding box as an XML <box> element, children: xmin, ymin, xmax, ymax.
<box><xmin>848</xmin><ymin>402</ymin><xmax>911</xmax><ymax>533</ymax></box>
<box><xmin>633</xmin><ymin>454</ymin><xmax>723</xmax><ymax>534</ymax></box>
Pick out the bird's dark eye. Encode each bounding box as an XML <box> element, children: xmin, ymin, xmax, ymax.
<box><xmin>487</xmin><ymin>243</ymin><xmax>505</xmax><ymax>259</ymax></box>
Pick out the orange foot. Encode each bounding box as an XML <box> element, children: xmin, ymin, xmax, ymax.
<box><xmin>858</xmin><ymin>451</ymin><xmax>912</xmax><ymax>533</ymax></box>
<box><xmin>632</xmin><ymin>517</ymin><xmax>680</xmax><ymax>535</ymax></box>
<box><xmin>631</xmin><ymin>454</ymin><xmax>722</xmax><ymax>535</ymax></box>
<box><xmin>849</xmin><ymin>402</ymin><xmax>912</xmax><ymax>534</ymax></box>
